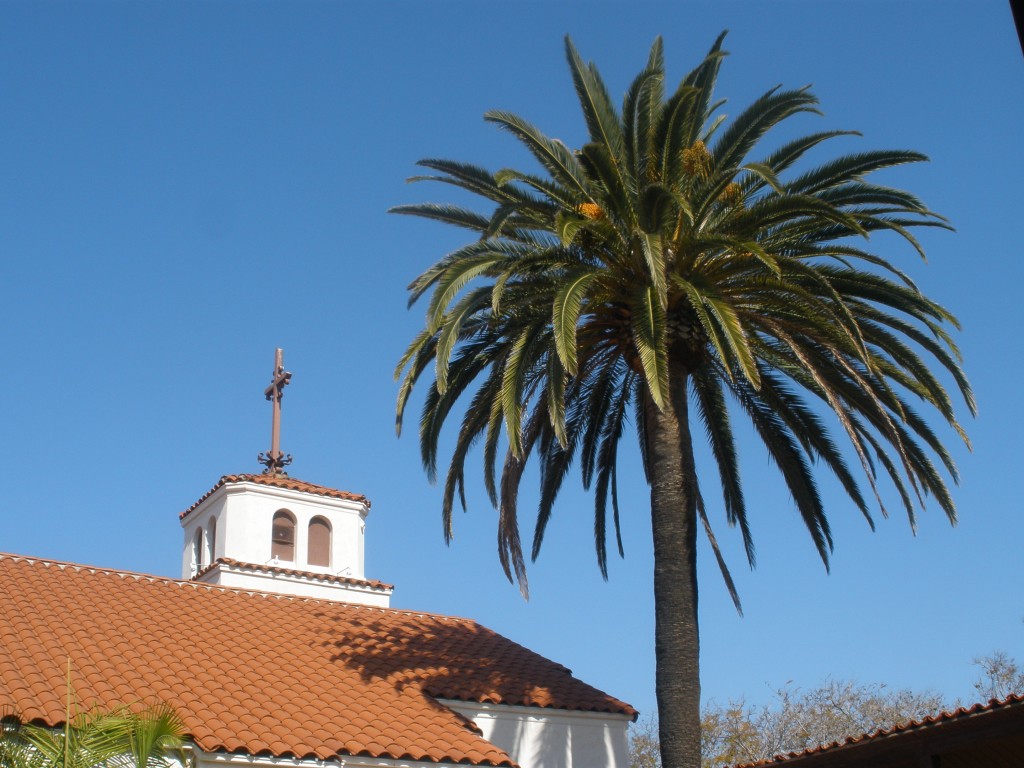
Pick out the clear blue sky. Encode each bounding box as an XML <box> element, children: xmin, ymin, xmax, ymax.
<box><xmin>2</xmin><ymin>1</ymin><xmax>1022</xmax><ymax>721</ymax></box>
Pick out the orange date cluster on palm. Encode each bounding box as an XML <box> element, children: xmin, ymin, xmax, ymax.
<box><xmin>577</xmin><ymin>202</ymin><xmax>606</xmax><ymax>221</ymax></box>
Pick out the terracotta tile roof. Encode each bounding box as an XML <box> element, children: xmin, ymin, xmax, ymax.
<box><xmin>0</xmin><ymin>553</ymin><xmax>634</xmax><ymax>766</ymax></box>
<box><xmin>181</xmin><ymin>474</ymin><xmax>370</xmax><ymax>521</ymax></box>
<box><xmin>735</xmin><ymin>693</ymin><xmax>1024</xmax><ymax>767</ymax></box>
<box><xmin>197</xmin><ymin>557</ymin><xmax>394</xmax><ymax>592</ymax></box>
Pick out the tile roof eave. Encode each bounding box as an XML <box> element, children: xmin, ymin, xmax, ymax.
<box><xmin>196</xmin><ymin>558</ymin><xmax>395</xmax><ymax>592</ymax></box>
<box><xmin>437</xmin><ymin>696</ymin><xmax>638</xmax><ymax>721</ymax></box>
<box><xmin>180</xmin><ymin>474</ymin><xmax>370</xmax><ymax>521</ymax></box>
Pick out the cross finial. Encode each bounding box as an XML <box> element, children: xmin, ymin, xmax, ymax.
<box><xmin>258</xmin><ymin>347</ymin><xmax>293</xmax><ymax>475</ymax></box>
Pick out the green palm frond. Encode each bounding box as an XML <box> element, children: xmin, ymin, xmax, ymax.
<box><xmin>389</xmin><ymin>203</ymin><xmax>491</xmax><ymax>234</ymax></box>
<box><xmin>712</xmin><ymin>86</ymin><xmax>821</xmax><ymax>171</ymax></box>
<box><xmin>623</xmin><ymin>66</ymin><xmax>664</xmax><ymax>183</ymax></box>
<box><xmin>690</xmin><ymin>366</ymin><xmax>752</xmax><ymax>564</ymax></box>
<box><xmin>578</xmin><ymin>141</ymin><xmax>636</xmax><ymax>231</ymax></box>
<box><xmin>493</xmin><ymin>167</ymin><xmax>579</xmax><ymax>213</ymax></box>
<box><xmin>409</xmin><ymin>158</ymin><xmax>539</xmax><ymax>206</ymax></box>
<box><xmin>564</xmin><ymin>37</ymin><xmax>629</xmax><ymax>189</ymax></box>
<box><xmin>756</xmin><ymin>129</ymin><xmax>861</xmax><ymax>180</ymax></box>
<box><xmin>552</xmin><ymin>271</ymin><xmax>598</xmax><ymax>374</ymax></box>
<box><xmin>484</xmin><ymin>110</ymin><xmax>590</xmax><ymax>197</ymax></box>
<box><xmin>1</xmin><ymin>703</ymin><xmax>185</xmax><ymax>768</ymax></box>
<box><xmin>736</xmin><ymin>379</ymin><xmax>835</xmax><ymax>568</ymax></box>
<box><xmin>679</xmin><ymin>31</ymin><xmax>729</xmax><ymax>146</ymax></box>
<box><xmin>651</xmin><ymin>84</ymin><xmax>700</xmax><ymax>188</ymax></box>
<box><xmin>787</xmin><ymin>150</ymin><xmax>930</xmax><ymax>195</ymax></box>
<box><xmin>632</xmin><ymin>284</ymin><xmax>669</xmax><ymax>407</ymax></box>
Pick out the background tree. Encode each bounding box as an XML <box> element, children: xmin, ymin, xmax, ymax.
<box><xmin>700</xmin><ymin>680</ymin><xmax>946</xmax><ymax>767</ymax></box>
<box><xmin>395</xmin><ymin>34</ymin><xmax>972</xmax><ymax>768</ymax></box>
<box><xmin>972</xmin><ymin>651</ymin><xmax>1024</xmax><ymax>701</ymax></box>
<box><xmin>629</xmin><ymin>716</ymin><xmax>662</xmax><ymax>768</ymax></box>
<box><xmin>630</xmin><ymin>654</ymin><xmax>1024</xmax><ymax>768</ymax></box>
<box><xmin>631</xmin><ymin>680</ymin><xmax>945</xmax><ymax>768</ymax></box>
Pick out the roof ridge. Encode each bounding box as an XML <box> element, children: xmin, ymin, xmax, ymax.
<box><xmin>0</xmin><ymin>551</ymin><xmax>481</xmax><ymax>623</ymax></box>
<box><xmin>0</xmin><ymin>551</ymin><xmax>193</xmax><ymax>587</ymax></box>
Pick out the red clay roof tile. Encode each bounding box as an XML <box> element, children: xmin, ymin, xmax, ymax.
<box><xmin>180</xmin><ymin>474</ymin><xmax>369</xmax><ymax>521</ymax></box>
<box><xmin>0</xmin><ymin>553</ymin><xmax>634</xmax><ymax>766</ymax></box>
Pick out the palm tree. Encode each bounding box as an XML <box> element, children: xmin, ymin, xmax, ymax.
<box><xmin>1</xmin><ymin>676</ymin><xmax>184</xmax><ymax>768</ymax></box>
<box><xmin>393</xmin><ymin>34</ymin><xmax>973</xmax><ymax>768</ymax></box>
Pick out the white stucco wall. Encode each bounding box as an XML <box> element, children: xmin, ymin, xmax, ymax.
<box><xmin>209</xmin><ymin>564</ymin><xmax>392</xmax><ymax>606</ymax></box>
<box><xmin>440</xmin><ymin>700</ymin><xmax>631</xmax><ymax>768</ymax></box>
<box><xmin>181</xmin><ymin>481</ymin><xmax>368</xmax><ymax>581</ymax></box>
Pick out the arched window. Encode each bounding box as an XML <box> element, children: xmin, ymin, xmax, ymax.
<box><xmin>207</xmin><ymin>517</ymin><xmax>217</xmax><ymax>564</ymax></box>
<box><xmin>193</xmin><ymin>527</ymin><xmax>205</xmax><ymax>571</ymax></box>
<box><xmin>271</xmin><ymin>511</ymin><xmax>296</xmax><ymax>562</ymax></box>
<box><xmin>307</xmin><ymin>517</ymin><xmax>331</xmax><ymax>567</ymax></box>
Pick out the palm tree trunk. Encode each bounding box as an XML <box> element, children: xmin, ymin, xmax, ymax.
<box><xmin>643</xmin><ymin>357</ymin><xmax>701</xmax><ymax>768</ymax></box>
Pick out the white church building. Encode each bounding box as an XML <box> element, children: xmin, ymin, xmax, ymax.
<box><xmin>0</xmin><ymin>352</ymin><xmax>635</xmax><ymax>768</ymax></box>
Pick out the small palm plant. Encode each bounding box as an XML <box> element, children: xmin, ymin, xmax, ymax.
<box><xmin>394</xmin><ymin>33</ymin><xmax>973</xmax><ymax>768</ymax></box>
<box><xmin>0</xmin><ymin>669</ymin><xmax>184</xmax><ymax>768</ymax></box>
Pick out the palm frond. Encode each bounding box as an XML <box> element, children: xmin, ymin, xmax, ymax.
<box><xmin>485</xmin><ymin>110</ymin><xmax>591</xmax><ymax>197</ymax></box>
<box><xmin>712</xmin><ymin>86</ymin><xmax>821</xmax><ymax>172</ymax></box>
<box><xmin>389</xmin><ymin>203</ymin><xmax>492</xmax><ymax>234</ymax></box>
<box><xmin>691</xmin><ymin>367</ymin><xmax>753</xmax><ymax>565</ymax></box>
<box><xmin>565</xmin><ymin>36</ymin><xmax>627</xmax><ymax>165</ymax></box>
<box><xmin>632</xmin><ymin>284</ymin><xmax>669</xmax><ymax>408</ymax></box>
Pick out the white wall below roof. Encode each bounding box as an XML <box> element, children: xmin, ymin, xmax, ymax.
<box><xmin>440</xmin><ymin>700</ymin><xmax>631</xmax><ymax>768</ymax></box>
<box><xmin>201</xmin><ymin>562</ymin><xmax>392</xmax><ymax>607</ymax></box>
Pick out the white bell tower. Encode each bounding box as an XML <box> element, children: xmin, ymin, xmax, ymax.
<box><xmin>178</xmin><ymin>350</ymin><xmax>392</xmax><ymax>607</ymax></box>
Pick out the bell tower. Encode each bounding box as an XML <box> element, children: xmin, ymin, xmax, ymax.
<box><xmin>178</xmin><ymin>349</ymin><xmax>392</xmax><ymax>606</ymax></box>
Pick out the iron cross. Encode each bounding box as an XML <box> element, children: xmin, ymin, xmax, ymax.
<box><xmin>258</xmin><ymin>347</ymin><xmax>293</xmax><ymax>475</ymax></box>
